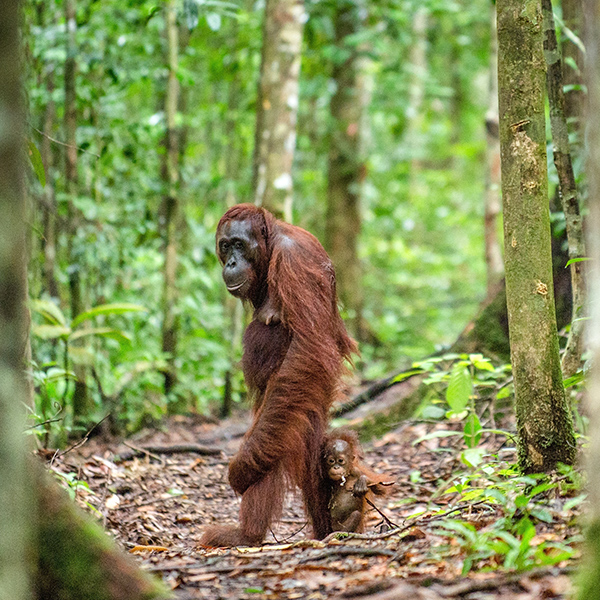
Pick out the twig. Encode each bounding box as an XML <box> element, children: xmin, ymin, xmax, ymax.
<box><xmin>24</xmin><ymin>416</ymin><xmax>63</xmax><ymax>431</ymax></box>
<box><xmin>365</xmin><ymin>496</ymin><xmax>400</xmax><ymax>529</ymax></box>
<box><xmin>122</xmin><ymin>441</ymin><xmax>164</xmax><ymax>463</ymax></box>
<box><xmin>299</xmin><ymin>547</ymin><xmax>395</xmax><ymax>564</ymax></box>
<box><xmin>50</xmin><ymin>414</ymin><xmax>110</xmax><ymax>466</ymax></box>
<box><xmin>323</xmin><ymin>499</ymin><xmax>490</xmax><ymax>544</ymax></box>
<box><xmin>273</xmin><ymin>521</ymin><xmax>308</xmax><ymax>543</ymax></box>
<box><xmin>32</xmin><ymin>126</ymin><xmax>101</xmax><ymax>158</ymax></box>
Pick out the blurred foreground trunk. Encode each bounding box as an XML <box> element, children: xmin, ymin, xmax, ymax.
<box><xmin>579</xmin><ymin>0</ymin><xmax>600</xmax><ymax>594</ymax></box>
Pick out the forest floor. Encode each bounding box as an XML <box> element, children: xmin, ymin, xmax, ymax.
<box><xmin>47</xmin><ymin>411</ymin><xmax>581</xmax><ymax>600</ymax></box>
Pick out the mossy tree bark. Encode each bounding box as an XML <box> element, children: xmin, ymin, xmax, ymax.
<box><xmin>0</xmin><ymin>2</ymin><xmax>30</xmax><ymax>596</ymax></box>
<box><xmin>579</xmin><ymin>0</ymin><xmax>600</xmax><ymax>594</ymax></box>
<box><xmin>497</xmin><ymin>0</ymin><xmax>575</xmax><ymax>472</ymax></box>
<box><xmin>0</xmin><ymin>8</ymin><xmax>169</xmax><ymax>597</ymax></box>
<box><xmin>325</xmin><ymin>0</ymin><xmax>366</xmax><ymax>342</ymax></box>
<box><xmin>542</xmin><ymin>0</ymin><xmax>586</xmax><ymax>380</ymax></box>
<box><xmin>252</xmin><ymin>0</ymin><xmax>305</xmax><ymax>222</ymax></box>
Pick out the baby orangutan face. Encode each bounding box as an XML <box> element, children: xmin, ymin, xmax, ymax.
<box><xmin>324</xmin><ymin>439</ymin><xmax>354</xmax><ymax>484</ymax></box>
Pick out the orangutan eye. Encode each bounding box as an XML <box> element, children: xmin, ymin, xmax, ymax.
<box><xmin>234</xmin><ymin>240</ymin><xmax>244</xmax><ymax>250</ymax></box>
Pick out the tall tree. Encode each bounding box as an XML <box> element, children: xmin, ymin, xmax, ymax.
<box><xmin>0</xmin><ymin>2</ymin><xmax>31</xmax><ymax>597</ymax></box>
<box><xmin>64</xmin><ymin>0</ymin><xmax>90</xmax><ymax>421</ymax></box>
<box><xmin>161</xmin><ymin>0</ymin><xmax>180</xmax><ymax>397</ymax></box>
<box><xmin>562</xmin><ymin>0</ymin><xmax>584</xmax><ymax>127</ymax></box>
<box><xmin>497</xmin><ymin>0</ymin><xmax>575</xmax><ymax>472</ymax></box>
<box><xmin>252</xmin><ymin>0</ymin><xmax>305</xmax><ymax>221</ymax></box>
<box><xmin>542</xmin><ymin>0</ymin><xmax>586</xmax><ymax>379</ymax></box>
<box><xmin>484</xmin><ymin>4</ymin><xmax>504</xmax><ymax>297</ymax></box>
<box><xmin>325</xmin><ymin>0</ymin><xmax>367</xmax><ymax>341</ymax></box>
<box><xmin>406</xmin><ymin>6</ymin><xmax>428</xmax><ymax>199</ymax></box>
<box><xmin>579</xmin><ymin>0</ymin><xmax>600</xmax><ymax>593</ymax></box>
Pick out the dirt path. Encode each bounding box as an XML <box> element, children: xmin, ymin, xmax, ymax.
<box><xmin>49</xmin><ymin>416</ymin><xmax>578</xmax><ymax>599</ymax></box>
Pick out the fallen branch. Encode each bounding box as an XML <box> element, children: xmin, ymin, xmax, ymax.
<box><xmin>299</xmin><ymin>547</ymin><xmax>396</xmax><ymax>563</ymax></box>
<box><xmin>116</xmin><ymin>443</ymin><xmax>222</xmax><ymax>461</ymax></box>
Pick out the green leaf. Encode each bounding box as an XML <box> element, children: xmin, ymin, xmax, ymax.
<box><xmin>446</xmin><ymin>364</ymin><xmax>472</xmax><ymax>412</ymax></box>
<box><xmin>31</xmin><ymin>299</ymin><xmax>67</xmax><ymax>326</ymax></box>
<box><xmin>391</xmin><ymin>368</ymin><xmax>423</xmax><ymax>383</ymax></box>
<box><xmin>460</xmin><ymin>447</ymin><xmax>485</xmax><ymax>468</ymax></box>
<box><xmin>565</xmin><ymin>256</ymin><xmax>591</xmax><ymax>267</ymax></box>
<box><xmin>28</xmin><ymin>140</ymin><xmax>46</xmax><ymax>187</ymax></box>
<box><xmin>32</xmin><ymin>325</ymin><xmax>71</xmax><ymax>340</ymax></box>
<box><xmin>412</xmin><ymin>430</ymin><xmax>462</xmax><ymax>445</ymax></box>
<box><xmin>463</xmin><ymin>412</ymin><xmax>482</xmax><ymax>448</ymax></box>
<box><xmin>69</xmin><ymin>327</ymin><xmax>132</xmax><ymax>344</ymax></box>
<box><xmin>71</xmin><ymin>303</ymin><xmax>147</xmax><ymax>328</ymax></box>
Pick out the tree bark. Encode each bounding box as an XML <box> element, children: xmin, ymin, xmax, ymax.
<box><xmin>161</xmin><ymin>0</ymin><xmax>180</xmax><ymax>398</ymax></box>
<box><xmin>542</xmin><ymin>0</ymin><xmax>586</xmax><ymax>380</ymax></box>
<box><xmin>0</xmin><ymin>2</ymin><xmax>31</xmax><ymax>596</ymax></box>
<box><xmin>252</xmin><ymin>0</ymin><xmax>304</xmax><ymax>222</ymax></box>
<box><xmin>579</xmin><ymin>0</ymin><xmax>600</xmax><ymax>594</ymax></box>
<box><xmin>561</xmin><ymin>0</ymin><xmax>584</xmax><ymax>127</ymax></box>
<box><xmin>484</xmin><ymin>5</ymin><xmax>504</xmax><ymax>298</ymax></box>
<box><xmin>64</xmin><ymin>0</ymin><xmax>90</xmax><ymax>421</ymax></box>
<box><xmin>497</xmin><ymin>0</ymin><xmax>575</xmax><ymax>472</ymax></box>
<box><xmin>325</xmin><ymin>0</ymin><xmax>366</xmax><ymax>342</ymax></box>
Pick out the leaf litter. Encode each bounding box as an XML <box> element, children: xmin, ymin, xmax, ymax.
<box><xmin>47</xmin><ymin>414</ymin><xmax>581</xmax><ymax>599</ymax></box>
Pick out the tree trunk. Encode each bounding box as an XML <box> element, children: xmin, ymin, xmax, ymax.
<box><xmin>562</xmin><ymin>0</ymin><xmax>584</xmax><ymax>128</ymax></box>
<box><xmin>34</xmin><ymin>465</ymin><xmax>167</xmax><ymax>600</ymax></box>
<box><xmin>406</xmin><ymin>7</ymin><xmax>428</xmax><ymax>199</ymax></box>
<box><xmin>325</xmin><ymin>0</ymin><xmax>366</xmax><ymax>342</ymax></box>
<box><xmin>0</xmin><ymin>2</ymin><xmax>31</xmax><ymax>595</ymax></box>
<box><xmin>542</xmin><ymin>0</ymin><xmax>586</xmax><ymax>380</ymax></box>
<box><xmin>252</xmin><ymin>0</ymin><xmax>304</xmax><ymax>222</ymax></box>
<box><xmin>161</xmin><ymin>0</ymin><xmax>180</xmax><ymax>399</ymax></box>
<box><xmin>497</xmin><ymin>0</ymin><xmax>575</xmax><ymax>472</ymax></box>
<box><xmin>64</xmin><ymin>0</ymin><xmax>90</xmax><ymax>423</ymax></box>
<box><xmin>484</xmin><ymin>5</ymin><xmax>504</xmax><ymax>297</ymax></box>
<box><xmin>579</xmin><ymin>0</ymin><xmax>600</xmax><ymax>593</ymax></box>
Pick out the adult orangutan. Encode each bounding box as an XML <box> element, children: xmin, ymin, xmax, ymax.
<box><xmin>201</xmin><ymin>203</ymin><xmax>357</xmax><ymax>547</ymax></box>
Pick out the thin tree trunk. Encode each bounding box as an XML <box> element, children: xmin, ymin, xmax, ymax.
<box><xmin>252</xmin><ymin>0</ymin><xmax>305</xmax><ymax>222</ymax></box>
<box><xmin>222</xmin><ymin>42</ymin><xmax>245</xmax><ymax>418</ymax></box>
<box><xmin>542</xmin><ymin>0</ymin><xmax>586</xmax><ymax>379</ymax></box>
<box><xmin>161</xmin><ymin>0</ymin><xmax>180</xmax><ymax>398</ymax></box>
<box><xmin>0</xmin><ymin>2</ymin><xmax>30</xmax><ymax>596</ymax></box>
<box><xmin>484</xmin><ymin>5</ymin><xmax>504</xmax><ymax>297</ymax></box>
<box><xmin>325</xmin><ymin>0</ymin><xmax>366</xmax><ymax>342</ymax></box>
<box><xmin>562</xmin><ymin>0</ymin><xmax>584</xmax><ymax>127</ymax></box>
<box><xmin>406</xmin><ymin>7</ymin><xmax>428</xmax><ymax>199</ymax></box>
<box><xmin>579</xmin><ymin>0</ymin><xmax>600</xmax><ymax>593</ymax></box>
<box><xmin>64</xmin><ymin>0</ymin><xmax>89</xmax><ymax>421</ymax></box>
<box><xmin>497</xmin><ymin>0</ymin><xmax>575</xmax><ymax>472</ymax></box>
<box><xmin>40</xmin><ymin>75</ymin><xmax>60</xmax><ymax>301</ymax></box>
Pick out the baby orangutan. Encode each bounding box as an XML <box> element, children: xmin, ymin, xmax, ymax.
<box><xmin>323</xmin><ymin>430</ymin><xmax>392</xmax><ymax>533</ymax></box>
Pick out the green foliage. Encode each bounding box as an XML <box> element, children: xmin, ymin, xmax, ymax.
<box><xmin>432</xmin><ymin>463</ymin><xmax>583</xmax><ymax>573</ymax></box>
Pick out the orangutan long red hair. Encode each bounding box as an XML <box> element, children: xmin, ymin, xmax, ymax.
<box><xmin>201</xmin><ymin>204</ymin><xmax>357</xmax><ymax>546</ymax></box>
